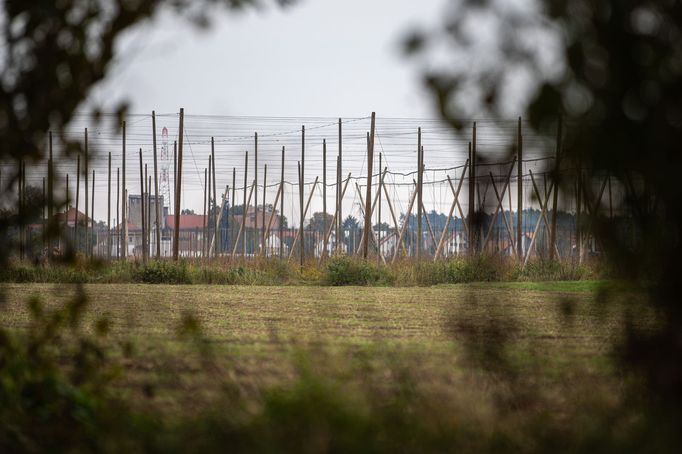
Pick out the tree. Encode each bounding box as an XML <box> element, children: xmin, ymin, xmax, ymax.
<box><xmin>180</xmin><ymin>209</ymin><xmax>195</xmax><ymax>215</ymax></box>
<box><xmin>342</xmin><ymin>215</ymin><xmax>360</xmax><ymax>231</ymax></box>
<box><xmin>408</xmin><ymin>0</ymin><xmax>682</xmax><ymax>427</ymax></box>
<box><xmin>307</xmin><ymin>212</ymin><xmax>334</xmax><ymax>232</ymax></box>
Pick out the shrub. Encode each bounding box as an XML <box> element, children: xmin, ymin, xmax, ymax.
<box><xmin>324</xmin><ymin>256</ymin><xmax>392</xmax><ymax>286</ymax></box>
<box><xmin>131</xmin><ymin>260</ymin><xmax>192</xmax><ymax>284</ymax></box>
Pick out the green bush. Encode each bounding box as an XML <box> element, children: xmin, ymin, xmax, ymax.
<box><xmin>131</xmin><ymin>260</ymin><xmax>192</xmax><ymax>284</ymax></box>
<box><xmin>325</xmin><ymin>256</ymin><xmax>392</xmax><ymax>286</ymax></box>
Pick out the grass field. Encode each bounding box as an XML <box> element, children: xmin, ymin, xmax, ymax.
<box><xmin>0</xmin><ymin>281</ymin><xmax>631</xmax><ymax>419</ymax></box>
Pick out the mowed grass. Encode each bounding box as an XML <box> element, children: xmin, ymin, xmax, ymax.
<box><xmin>0</xmin><ymin>282</ymin><xmax>633</xmax><ymax>416</ymax></box>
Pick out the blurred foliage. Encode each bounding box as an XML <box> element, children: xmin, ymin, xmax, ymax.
<box><xmin>407</xmin><ymin>0</ymin><xmax>682</xmax><ymax>440</ymax></box>
<box><xmin>0</xmin><ymin>256</ymin><xmax>605</xmax><ymax>286</ymax></box>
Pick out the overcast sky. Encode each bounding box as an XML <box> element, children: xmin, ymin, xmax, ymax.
<box><xmin>87</xmin><ymin>0</ymin><xmax>446</xmax><ymax>118</ymax></box>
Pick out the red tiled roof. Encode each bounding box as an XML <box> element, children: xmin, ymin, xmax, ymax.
<box><xmin>54</xmin><ymin>208</ymin><xmax>90</xmax><ymax>223</ymax></box>
<box><xmin>165</xmin><ymin>214</ymin><xmax>206</xmax><ymax>230</ymax></box>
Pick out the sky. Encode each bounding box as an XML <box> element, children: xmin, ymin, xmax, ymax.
<box><xmin>53</xmin><ymin>0</ymin><xmax>568</xmax><ymax>228</ymax></box>
<box><xmin>87</xmin><ymin>0</ymin><xmax>447</xmax><ymax>118</ymax></box>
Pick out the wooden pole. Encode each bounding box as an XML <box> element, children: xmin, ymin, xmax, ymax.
<box><xmin>82</xmin><ymin>129</ymin><xmax>89</xmax><ymax>257</ymax></box>
<box><xmin>173</xmin><ymin>108</ymin><xmax>184</xmax><ymax>261</ymax></box>
<box><xmin>300</xmin><ymin>126</ymin><xmax>305</xmax><ymax>265</ymax></box>
<box><xmin>65</xmin><ymin>173</ymin><xmax>69</xmax><ymax>253</ymax></box>
<box><xmin>323</xmin><ymin>139</ymin><xmax>327</xmax><ymax>258</ymax></box>
<box><xmin>434</xmin><ymin>162</ymin><xmax>469</xmax><ymax>260</ymax></box>
<box><xmin>482</xmin><ymin>161</ymin><xmax>517</xmax><ymax>251</ymax></box>
<box><xmin>381</xmin><ymin>168</ymin><xmax>407</xmax><ymax>256</ymax></box>
<box><xmin>211</xmin><ymin>137</ymin><xmax>217</xmax><ymax>258</ymax></box>
<box><xmin>116</xmin><ymin>168</ymin><xmax>119</xmax><ymax>259</ymax></box>
<box><xmin>209</xmin><ymin>185</ymin><xmax>229</xmax><ymax>256</ymax></box>
<box><xmin>523</xmin><ymin>179</ymin><xmax>555</xmax><ymax>267</ymax></box>
<box><xmin>152</xmin><ymin>111</ymin><xmax>161</xmax><ymax>259</ymax></box>
<box><xmin>320</xmin><ymin>173</ymin><xmax>351</xmax><ymax>262</ymax></box>
<box><xmin>148</xmin><ymin>174</ymin><xmax>152</xmax><ymax>257</ymax></box>
<box><xmin>289</xmin><ymin>175</ymin><xmax>319</xmax><ymax>262</ymax></box>
<box><xmin>363</xmin><ymin>112</ymin><xmax>376</xmax><ymax>259</ymax></box>
<box><xmin>75</xmin><ymin>154</ymin><xmax>80</xmax><ymax>253</ymax></box>
<box><xmin>280</xmin><ymin>146</ymin><xmax>285</xmax><ymax>259</ymax></box>
<box><xmin>203</xmin><ymin>166</ymin><xmax>208</xmax><ymax>257</ymax></box>
<box><xmin>262</xmin><ymin>164</ymin><xmax>267</xmax><ymax>254</ymax></box>
<box><xmin>529</xmin><ymin>170</ymin><xmax>561</xmax><ymax>259</ymax></box>
<box><xmin>90</xmin><ymin>169</ymin><xmax>95</xmax><ymax>258</ymax></box>
<box><xmin>467</xmin><ymin>141</ymin><xmax>474</xmax><ymax>256</ymax></box>
<box><xmin>298</xmin><ymin>161</ymin><xmax>304</xmax><ymax>267</ymax></box>
<box><xmin>47</xmin><ymin>132</ymin><xmax>53</xmax><ymax>259</ymax></box>
<box><xmin>121</xmin><ymin>123</ymin><xmax>127</xmax><ymax>259</ymax></box>
<box><xmin>173</xmin><ymin>141</ymin><xmax>177</xmax><ymax>214</ymax></box>
<box><xmin>107</xmin><ymin>152</ymin><xmax>111</xmax><ymax>260</ymax></box>
<box><xmin>338</xmin><ymin>118</ymin><xmax>343</xmax><ymax>253</ymax></box>
<box><xmin>391</xmin><ymin>184</ymin><xmax>418</xmax><ymax>264</ymax></box>
<box><xmin>231</xmin><ymin>181</ymin><xmax>255</xmax><ymax>259</ymax></box>
<box><xmin>242</xmin><ymin>152</ymin><xmax>248</xmax><ymax>258</ymax></box>
<box><xmin>549</xmin><ymin>116</ymin><xmax>562</xmax><ymax>260</ymax></box>
<box><xmin>42</xmin><ymin>176</ymin><xmax>46</xmax><ymax>251</ymax></box>
<box><xmin>517</xmin><ymin>117</ymin><xmax>523</xmax><ymax>259</ymax></box>
<box><xmin>231</xmin><ymin>167</ymin><xmax>236</xmax><ymax>256</ymax></box>
<box><xmin>377</xmin><ymin>152</ymin><xmax>382</xmax><ymax>264</ymax></box>
<box><xmin>139</xmin><ymin>149</ymin><xmax>146</xmax><ymax>263</ymax></box>
<box><xmin>416</xmin><ymin>128</ymin><xmax>423</xmax><ymax>261</ymax></box>
<box><xmin>207</xmin><ymin>154</ymin><xmax>212</xmax><ymax>256</ymax></box>
<box><xmin>336</xmin><ymin>154</ymin><xmax>341</xmax><ymax>254</ymax></box>
<box><xmin>254</xmin><ymin>132</ymin><xmax>258</xmax><ymax>257</ymax></box>
<box><xmin>263</xmin><ymin>184</ymin><xmax>283</xmax><ymax>255</ymax></box>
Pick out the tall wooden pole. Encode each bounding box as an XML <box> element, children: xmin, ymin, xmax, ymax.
<box><xmin>47</xmin><ymin>132</ymin><xmax>54</xmax><ymax>259</ymax></box>
<box><xmin>231</xmin><ymin>167</ymin><xmax>236</xmax><ymax>255</ymax></box>
<box><xmin>42</xmin><ymin>176</ymin><xmax>46</xmax><ymax>251</ymax></box>
<box><xmin>148</xmin><ymin>174</ymin><xmax>152</xmax><ymax>256</ymax></box>
<box><xmin>253</xmin><ymin>133</ymin><xmax>258</xmax><ymax>257</ymax></box>
<box><xmin>107</xmin><ymin>152</ymin><xmax>111</xmax><ymax>260</ymax></box>
<box><xmin>301</xmin><ymin>125</ymin><xmax>305</xmax><ymax>263</ymax></box>
<box><xmin>363</xmin><ymin>113</ymin><xmax>376</xmax><ymax>259</ymax></box>
<box><xmin>203</xmin><ymin>166</ymin><xmax>208</xmax><ymax>257</ymax></box>
<box><xmin>242</xmin><ymin>151</ymin><xmax>248</xmax><ymax>258</ymax></box>
<box><xmin>262</xmin><ymin>164</ymin><xmax>267</xmax><ymax>254</ymax></box>
<box><xmin>472</xmin><ymin>122</ymin><xmax>477</xmax><ymax>255</ymax></box>
<box><xmin>65</xmin><ymin>174</ymin><xmax>69</xmax><ymax>253</ymax></box>
<box><xmin>116</xmin><ymin>168</ymin><xmax>119</xmax><ymax>259</ymax></box>
<box><xmin>416</xmin><ymin>127</ymin><xmax>423</xmax><ymax>261</ymax></box>
<box><xmin>75</xmin><ymin>154</ymin><xmax>80</xmax><ymax>253</ymax></box>
<box><xmin>336</xmin><ymin>154</ymin><xmax>341</xmax><ymax>253</ymax></box>
<box><xmin>378</xmin><ymin>152</ymin><xmax>382</xmax><ymax>265</ymax></box>
<box><xmin>207</xmin><ymin>154</ymin><xmax>212</xmax><ymax>256</ymax></box>
<box><xmin>173</xmin><ymin>141</ymin><xmax>177</xmax><ymax>215</ymax></box>
<box><xmin>549</xmin><ymin>116</ymin><xmax>562</xmax><ymax>260</ymax></box>
<box><xmin>90</xmin><ymin>169</ymin><xmax>95</xmax><ymax>258</ymax></box>
<box><xmin>139</xmin><ymin>149</ymin><xmax>146</xmax><ymax>263</ymax></box>
<box><xmin>298</xmin><ymin>161</ymin><xmax>304</xmax><ymax>267</ymax></box>
<box><xmin>121</xmin><ymin>122</ymin><xmax>126</xmax><ymax>259</ymax></box>
<box><xmin>576</xmin><ymin>163</ymin><xmax>583</xmax><ymax>264</ymax></box>
<box><xmin>84</xmin><ymin>128</ymin><xmax>89</xmax><ymax>257</ymax></box>
<box><xmin>338</xmin><ymin>118</ymin><xmax>343</xmax><ymax>253</ymax></box>
<box><xmin>517</xmin><ymin>117</ymin><xmax>523</xmax><ymax>259</ymax></box>
<box><xmin>173</xmin><ymin>108</ymin><xmax>184</xmax><ymax>260</ymax></box>
<box><xmin>211</xmin><ymin>137</ymin><xmax>217</xmax><ymax>258</ymax></box>
<box><xmin>323</xmin><ymin>139</ymin><xmax>327</xmax><ymax>256</ymax></box>
<box><xmin>152</xmin><ymin>111</ymin><xmax>161</xmax><ymax>259</ymax></box>
<box><xmin>280</xmin><ymin>146</ymin><xmax>285</xmax><ymax>259</ymax></box>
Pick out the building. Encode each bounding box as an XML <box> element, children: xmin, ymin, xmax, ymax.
<box><xmin>233</xmin><ymin>206</ymin><xmax>282</xmax><ymax>230</ymax></box>
<box><xmin>128</xmin><ymin>194</ymin><xmax>166</xmax><ymax>230</ymax></box>
<box><xmin>54</xmin><ymin>207</ymin><xmax>91</xmax><ymax>227</ymax></box>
